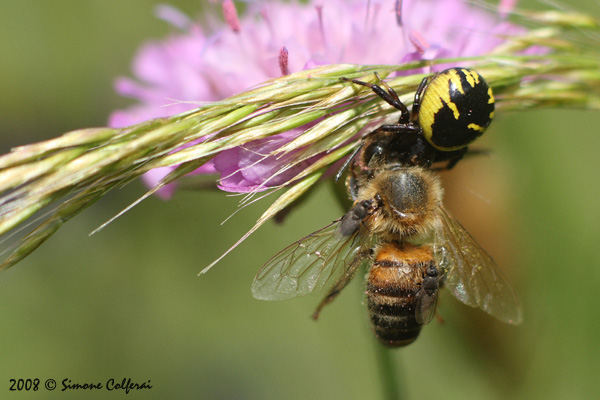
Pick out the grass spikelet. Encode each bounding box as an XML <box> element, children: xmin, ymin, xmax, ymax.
<box><xmin>2</xmin><ymin>8</ymin><xmax>600</xmax><ymax>270</ymax></box>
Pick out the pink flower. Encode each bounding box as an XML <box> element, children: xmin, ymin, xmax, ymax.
<box><xmin>110</xmin><ymin>0</ymin><xmax>529</xmax><ymax>198</ymax></box>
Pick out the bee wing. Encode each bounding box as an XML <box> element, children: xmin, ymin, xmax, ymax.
<box><xmin>433</xmin><ymin>206</ymin><xmax>523</xmax><ymax>325</ymax></box>
<box><xmin>252</xmin><ymin>219</ymin><xmax>369</xmax><ymax>301</ymax></box>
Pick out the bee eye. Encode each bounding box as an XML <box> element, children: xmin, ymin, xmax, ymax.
<box><xmin>417</xmin><ymin>68</ymin><xmax>495</xmax><ymax>151</ymax></box>
<box><xmin>363</xmin><ymin>142</ymin><xmax>385</xmax><ymax>166</ymax></box>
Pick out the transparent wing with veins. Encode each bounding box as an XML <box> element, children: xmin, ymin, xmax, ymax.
<box><xmin>433</xmin><ymin>206</ymin><xmax>523</xmax><ymax>325</ymax></box>
<box><xmin>252</xmin><ymin>219</ymin><xmax>371</xmax><ymax>301</ymax></box>
<box><xmin>415</xmin><ymin>287</ymin><xmax>439</xmax><ymax>325</ymax></box>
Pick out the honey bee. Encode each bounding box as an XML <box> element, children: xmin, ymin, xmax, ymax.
<box><xmin>252</xmin><ymin>161</ymin><xmax>522</xmax><ymax>347</ymax></box>
<box><xmin>252</xmin><ymin>68</ymin><xmax>517</xmax><ymax>347</ymax></box>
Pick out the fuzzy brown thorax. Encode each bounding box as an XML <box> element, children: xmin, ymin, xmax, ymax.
<box><xmin>353</xmin><ymin>167</ymin><xmax>443</xmax><ymax>241</ymax></box>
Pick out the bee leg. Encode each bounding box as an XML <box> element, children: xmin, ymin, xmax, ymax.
<box><xmin>312</xmin><ymin>250</ymin><xmax>369</xmax><ymax>320</ymax></box>
<box><xmin>312</xmin><ymin>288</ymin><xmax>342</xmax><ymax>321</ymax></box>
<box><xmin>434</xmin><ymin>312</ymin><xmax>445</xmax><ymax>324</ymax></box>
<box><xmin>312</xmin><ymin>277</ymin><xmax>352</xmax><ymax>320</ymax></box>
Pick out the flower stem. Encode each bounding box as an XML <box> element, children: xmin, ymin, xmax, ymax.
<box><xmin>374</xmin><ymin>342</ymin><xmax>405</xmax><ymax>400</ymax></box>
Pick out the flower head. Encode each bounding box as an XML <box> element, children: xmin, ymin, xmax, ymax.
<box><xmin>110</xmin><ymin>0</ymin><xmax>530</xmax><ymax>197</ymax></box>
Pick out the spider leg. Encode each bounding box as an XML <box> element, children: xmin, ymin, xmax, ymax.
<box><xmin>411</xmin><ymin>77</ymin><xmax>429</xmax><ymax>122</ymax></box>
<box><xmin>341</xmin><ymin>74</ymin><xmax>410</xmax><ymax>123</ymax></box>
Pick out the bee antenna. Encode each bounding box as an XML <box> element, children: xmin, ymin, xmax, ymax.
<box><xmin>335</xmin><ymin>142</ymin><xmax>364</xmax><ymax>182</ymax></box>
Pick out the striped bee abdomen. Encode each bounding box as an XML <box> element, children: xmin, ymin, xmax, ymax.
<box><xmin>366</xmin><ymin>242</ymin><xmax>437</xmax><ymax>347</ymax></box>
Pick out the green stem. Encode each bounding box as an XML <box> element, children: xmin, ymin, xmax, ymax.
<box><xmin>374</xmin><ymin>342</ymin><xmax>405</xmax><ymax>400</ymax></box>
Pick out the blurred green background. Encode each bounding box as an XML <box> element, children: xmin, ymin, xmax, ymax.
<box><xmin>1</xmin><ymin>1</ymin><xmax>599</xmax><ymax>399</ymax></box>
